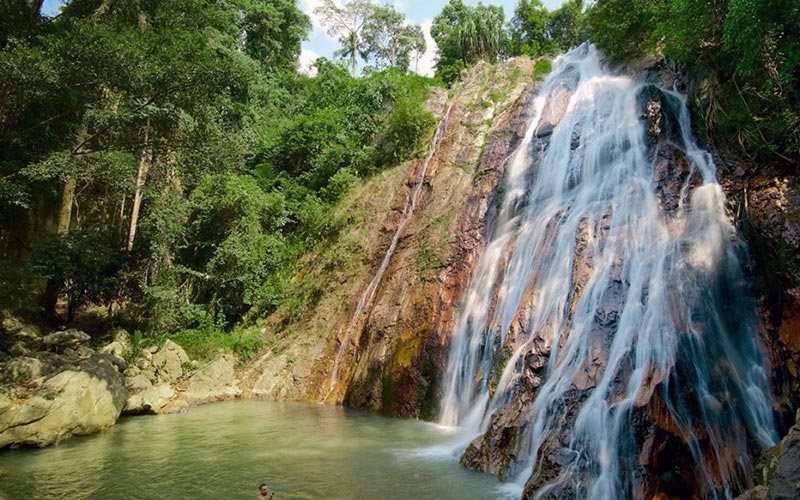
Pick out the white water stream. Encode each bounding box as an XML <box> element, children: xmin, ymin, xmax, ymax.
<box><xmin>323</xmin><ymin>104</ymin><xmax>454</xmax><ymax>403</ymax></box>
<box><xmin>440</xmin><ymin>44</ymin><xmax>776</xmax><ymax>499</ymax></box>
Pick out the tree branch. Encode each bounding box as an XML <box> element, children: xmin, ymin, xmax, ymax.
<box><xmin>71</xmin><ymin>79</ymin><xmax>200</xmax><ymax>155</ymax></box>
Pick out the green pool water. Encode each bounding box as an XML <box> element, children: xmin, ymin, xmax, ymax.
<box><xmin>0</xmin><ymin>400</ymin><xmax>516</xmax><ymax>499</ymax></box>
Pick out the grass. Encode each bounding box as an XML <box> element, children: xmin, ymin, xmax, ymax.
<box><xmin>170</xmin><ymin>326</ymin><xmax>265</xmax><ymax>363</ymax></box>
<box><xmin>534</xmin><ymin>59</ymin><xmax>553</xmax><ymax>81</ymax></box>
<box><xmin>431</xmin><ymin>210</ymin><xmax>457</xmax><ymax>228</ymax></box>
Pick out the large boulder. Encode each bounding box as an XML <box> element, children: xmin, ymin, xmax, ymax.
<box><xmin>13</xmin><ymin>325</ymin><xmax>43</xmax><ymax>343</ymax></box>
<box><xmin>124</xmin><ymin>340</ymin><xmax>188</xmax><ymax>382</ymax></box>
<box><xmin>42</xmin><ymin>329</ymin><xmax>91</xmax><ymax>350</ymax></box>
<box><xmin>0</xmin><ymin>352</ymin><xmax>64</xmax><ymax>386</ymax></box>
<box><xmin>1</xmin><ymin>314</ymin><xmax>25</xmax><ymax>335</ymax></box>
<box><xmin>124</xmin><ymin>381</ymin><xmax>176</xmax><ymax>415</ymax></box>
<box><xmin>0</xmin><ymin>353</ymin><xmax>127</xmax><ymax>449</ymax></box>
<box><xmin>1</xmin><ymin>316</ymin><xmax>43</xmax><ymax>359</ymax></box>
<box><xmin>165</xmin><ymin>354</ymin><xmax>241</xmax><ymax>412</ymax></box>
<box><xmin>1</xmin><ymin>315</ymin><xmax>42</xmax><ymax>341</ymax></box>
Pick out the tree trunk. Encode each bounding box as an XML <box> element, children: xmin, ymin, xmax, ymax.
<box><xmin>43</xmin><ymin>176</ymin><xmax>76</xmax><ymax>323</ymax></box>
<box><xmin>27</xmin><ymin>0</ymin><xmax>45</xmax><ymax>36</ymax></box>
<box><xmin>56</xmin><ymin>177</ymin><xmax>76</xmax><ymax>236</ymax></box>
<box><xmin>351</xmin><ymin>35</ymin><xmax>358</xmax><ymax>76</ymax></box>
<box><xmin>118</xmin><ymin>193</ymin><xmax>126</xmax><ymax>234</ymax></box>
<box><xmin>127</xmin><ymin>119</ymin><xmax>150</xmax><ymax>252</ymax></box>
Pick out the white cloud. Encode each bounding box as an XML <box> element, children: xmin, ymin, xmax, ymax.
<box><xmin>393</xmin><ymin>0</ymin><xmax>406</xmax><ymax>12</ymax></box>
<box><xmin>299</xmin><ymin>48</ymin><xmax>321</xmax><ymax>77</ymax></box>
<box><xmin>413</xmin><ymin>19</ymin><xmax>437</xmax><ymax>78</ymax></box>
<box><xmin>299</xmin><ymin>0</ymin><xmax>328</xmax><ymax>30</ymax></box>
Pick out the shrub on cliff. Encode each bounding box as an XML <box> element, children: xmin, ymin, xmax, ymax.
<box><xmin>584</xmin><ymin>0</ymin><xmax>799</xmax><ymax>169</ymax></box>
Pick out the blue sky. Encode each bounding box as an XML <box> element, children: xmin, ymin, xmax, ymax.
<box><xmin>42</xmin><ymin>0</ymin><xmax>566</xmax><ymax>76</ymax></box>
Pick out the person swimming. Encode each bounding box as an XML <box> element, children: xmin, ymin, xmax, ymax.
<box><xmin>257</xmin><ymin>483</ymin><xmax>274</xmax><ymax>500</ymax></box>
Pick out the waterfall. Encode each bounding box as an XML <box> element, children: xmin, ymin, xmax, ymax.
<box><xmin>439</xmin><ymin>44</ymin><xmax>777</xmax><ymax>498</ymax></box>
<box><xmin>322</xmin><ymin>104</ymin><xmax>454</xmax><ymax>403</ymax></box>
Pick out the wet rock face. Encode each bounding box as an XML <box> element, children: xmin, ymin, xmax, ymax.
<box><xmin>638</xmin><ymin>85</ymin><xmax>705</xmax><ymax>219</ymax></box>
<box><xmin>342</xmin><ymin>59</ymin><xmax>542</xmax><ymax>417</ymax></box>
<box><xmin>241</xmin><ymin>58</ymin><xmax>541</xmax><ymax>415</ymax></box>
<box><xmin>461</xmin><ymin>356</ymin><xmax>544</xmax><ymax>479</ymax></box>
<box><xmin>737</xmin><ymin>413</ymin><xmax>800</xmax><ymax>500</ymax></box>
<box><xmin>734</xmin><ymin>172</ymin><xmax>800</xmax><ymax>411</ymax></box>
<box><xmin>768</xmin><ymin>419</ymin><xmax>800</xmax><ymax>500</ymax></box>
<box><xmin>638</xmin><ymin>84</ymin><xmax>684</xmax><ymax>150</ymax></box>
<box><xmin>454</xmin><ymin>61</ymin><xmax>771</xmax><ymax>499</ymax></box>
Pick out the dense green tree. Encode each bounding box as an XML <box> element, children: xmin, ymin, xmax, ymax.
<box><xmin>583</xmin><ymin>0</ymin><xmax>656</xmax><ymax>59</ymax></box>
<box><xmin>33</xmin><ymin>230</ymin><xmax>126</xmax><ymax>322</ymax></box>
<box><xmin>0</xmin><ymin>0</ymin><xmax>46</xmax><ymax>46</ymax></box>
<box><xmin>509</xmin><ymin>0</ymin><xmax>585</xmax><ymax>57</ymax></box>
<box><xmin>0</xmin><ymin>0</ymin><xmax>277</xmax><ymax>320</ymax></box>
<box><xmin>315</xmin><ymin>0</ymin><xmax>376</xmax><ymax>76</ymax></box>
<box><xmin>547</xmin><ymin>0</ymin><xmax>585</xmax><ymax>53</ymax></box>
<box><xmin>584</xmin><ymin>0</ymin><xmax>799</xmax><ymax>168</ymax></box>
<box><xmin>0</xmin><ymin>0</ymin><xmax>437</xmax><ymax>335</ymax></box>
<box><xmin>180</xmin><ymin>173</ymin><xmax>289</xmax><ymax>323</ymax></box>
<box><xmin>510</xmin><ymin>0</ymin><xmax>551</xmax><ymax>57</ymax></box>
<box><xmin>431</xmin><ymin>0</ymin><xmax>507</xmax><ymax>85</ymax></box>
<box><xmin>238</xmin><ymin>0</ymin><xmax>312</xmax><ymax>70</ymax></box>
<box><xmin>363</xmin><ymin>5</ymin><xmax>425</xmax><ymax>72</ymax></box>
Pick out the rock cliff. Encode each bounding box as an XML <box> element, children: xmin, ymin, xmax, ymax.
<box><xmin>241</xmin><ymin>57</ymin><xmax>543</xmax><ymax>418</ymax></box>
<box><xmin>241</xmin><ymin>51</ymin><xmax>800</xmax><ymax>499</ymax></box>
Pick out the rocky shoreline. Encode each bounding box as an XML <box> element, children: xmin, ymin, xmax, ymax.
<box><xmin>0</xmin><ymin>315</ymin><xmax>242</xmax><ymax>450</ymax></box>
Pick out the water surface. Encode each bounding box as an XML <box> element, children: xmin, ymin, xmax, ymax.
<box><xmin>0</xmin><ymin>401</ymin><xmax>511</xmax><ymax>500</ymax></box>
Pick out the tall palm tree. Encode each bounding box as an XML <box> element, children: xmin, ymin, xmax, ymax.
<box><xmin>334</xmin><ymin>32</ymin><xmax>370</xmax><ymax>75</ymax></box>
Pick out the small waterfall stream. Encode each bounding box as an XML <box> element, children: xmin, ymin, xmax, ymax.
<box><xmin>322</xmin><ymin>104</ymin><xmax>454</xmax><ymax>403</ymax></box>
<box><xmin>440</xmin><ymin>45</ymin><xmax>777</xmax><ymax>498</ymax></box>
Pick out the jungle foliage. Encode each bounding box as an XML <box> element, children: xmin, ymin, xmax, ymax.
<box><xmin>0</xmin><ymin>0</ymin><xmax>435</xmax><ymax>340</ymax></box>
<box><xmin>584</xmin><ymin>0</ymin><xmax>799</xmax><ymax>168</ymax></box>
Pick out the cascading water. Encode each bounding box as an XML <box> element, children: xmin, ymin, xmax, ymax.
<box><xmin>439</xmin><ymin>44</ymin><xmax>777</xmax><ymax>499</ymax></box>
<box><xmin>322</xmin><ymin>104</ymin><xmax>454</xmax><ymax>403</ymax></box>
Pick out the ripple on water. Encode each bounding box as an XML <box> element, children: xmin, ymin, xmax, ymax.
<box><xmin>0</xmin><ymin>401</ymin><xmax>511</xmax><ymax>500</ymax></box>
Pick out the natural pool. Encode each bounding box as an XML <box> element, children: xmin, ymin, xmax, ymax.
<box><xmin>0</xmin><ymin>401</ymin><xmax>515</xmax><ymax>499</ymax></box>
